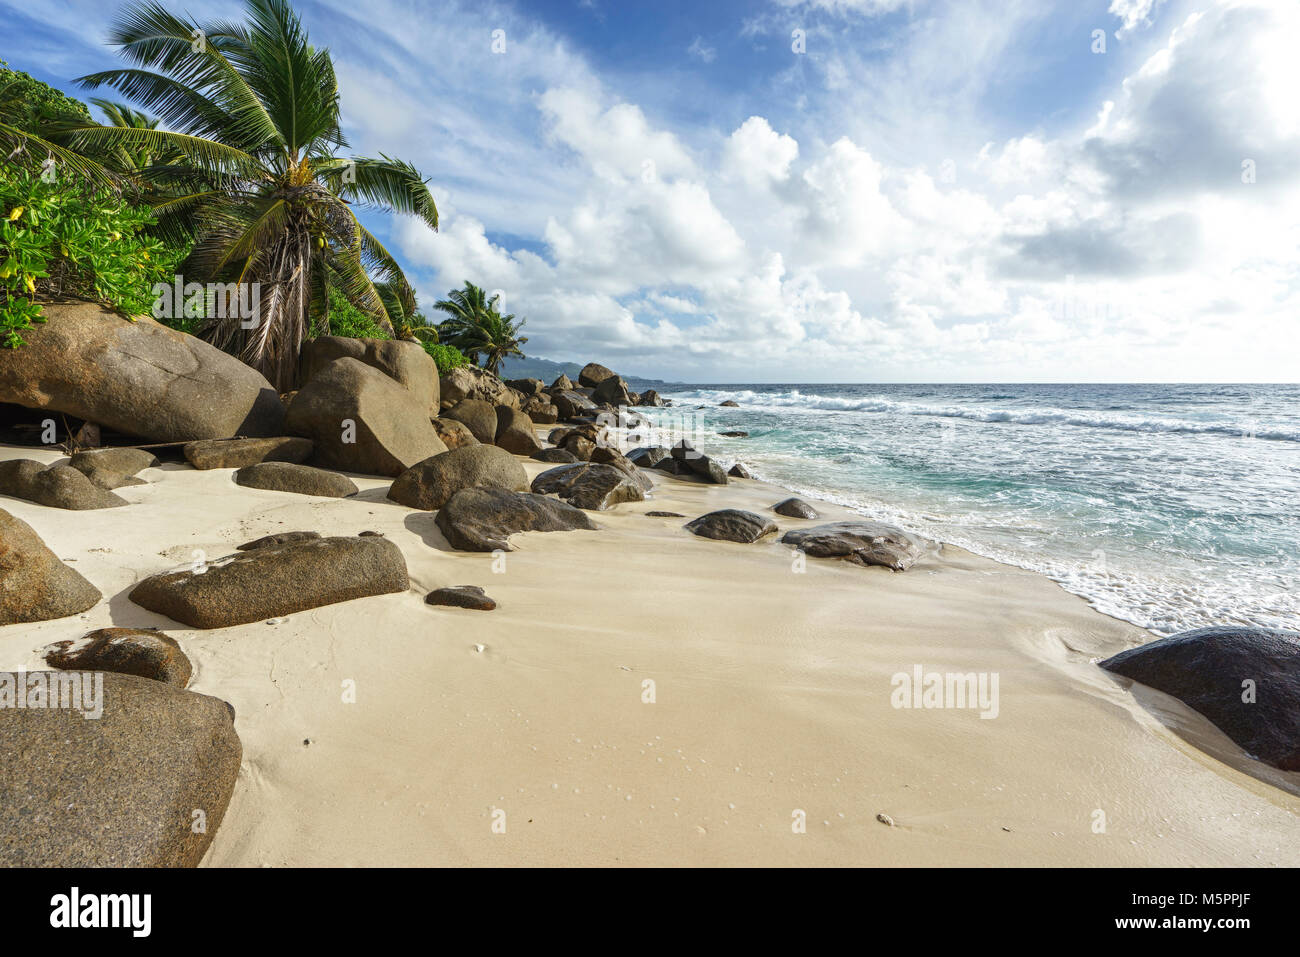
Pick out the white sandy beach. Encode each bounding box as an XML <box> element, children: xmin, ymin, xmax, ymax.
<box><xmin>1</xmin><ymin>442</ymin><xmax>1297</xmax><ymax>867</ymax></box>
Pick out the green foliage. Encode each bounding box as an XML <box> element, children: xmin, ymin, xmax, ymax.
<box><xmin>57</xmin><ymin>0</ymin><xmax>440</xmax><ymax>390</ymax></box>
<box><xmin>0</xmin><ymin>165</ymin><xmax>180</xmax><ymax>348</ymax></box>
<box><xmin>422</xmin><ymin>341</ymin><xmax>468</xmax><ymax>375</ymax></box>
<box><xmin>313</xmin><ymin>285</ymin><xmax>393</xmax><ymax>340</ymax></box>
<box><xmin>0</xmin><ymin>60</ymin><xmax>92</xmax><ymax>134</ymax></box>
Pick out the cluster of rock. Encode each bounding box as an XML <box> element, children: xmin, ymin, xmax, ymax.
<box><xmin>0</xmin><ymin>309</ymin><xmax>950</xmax><ymax>864</ymax></box>
<box><xmin>679</xmin><ymin>504</ymin><xmax>933</xmax><ymax>573</ymax></box>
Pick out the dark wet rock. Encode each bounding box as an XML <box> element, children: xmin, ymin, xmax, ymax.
<box><xmin>388</xmin><ymin>444</ymin><xmax>528</xmax><ymax>510</ymax></box>
<box><xmin>728</xmin><ymin>462</ymin><xmax>754</xmax><ymax>479</ymax></box>
<box><xmin>237</xmin><ymin>530</ymin><xmax>322</xmax><ymax>550</ymax></box>
<box><xmin>639</xmin><ymin>389</ymin><xmax>665</xmax><ymax>407</ymax></box>
<box><xmin>435</xmin><ymin>487</ymin><xmax>600</xmax><ymax>551</ymax></box>
<box><xmin>551</xmin><ymin>389</ymin><xmax>599</xmax><ymax>421</ymax></box>
<box><xmin>183</xmin><ymin>436</ymin><xmax>313</xmax><ymax>470</ymax></box>
<box><xmin>432</xmin><ymin>416</ymin><xmax>479</xmax><ymax>450</ymax></box>
<box><xmin>444</xmin><ymin>398</ymin><xmax>499</xmax><ymax>445</ymax></box>
<box><xmin>425</xmin><ymin>585</ymin><xmax>497</xmax><ymax>611</ymax></box>
<box><xmin>653</xmin><ymin>456</ymin><xmax>691</xmax><ymax>476</ymax></box>
<box><xmin>670</xmin><ymin>440</ymin><xmax>728</xmax><ymax>484</ymax></box>
<box><xmin>129</xmin><ymin>535</ymin><xmax>409</xmax><ymax>628</ymax></box>
<box><xmin>685</xmin><ymin>509</ymin><xmax>778</xmax><ymax>543</ymax></box>
<box><xmin>43</xmin><ymin>627</ymin><xmax>192</xmax><ymax>687</ymax></box>
<box><xmin>0</xmin><ymin>508</ymin><xmax>100</xmax><ymax>624</ymax></box>
<box><xmin>578</xmin><ymin>362</ymin><xmax>617</xmax><ymax>388</ymax></box>
<box><xmin>234</xmin><ymin>461</ymin><xmax>359</xmax><ymax>498</ymax></box>
<box><xmin>0</xmin><ymin>302</ymin><xmax>284</xmax><ymax>442</ymax></box>
<box><xmin>357</xmin><ymin>530</ymin><xmax>384</xmax><ymax>537</ymax></box>
<box><xmin>300</xmin><ymin>336</ymin><xmax>438</xmax><ymax>414</ymax></box>
<box><xmin>1100</xmin><ymin>627</ymin><xmax>1300</xmax><ymax>771</ymax></box>
<box><xmin>0</xmin><ymin>672</ymin><xmax>240</xmax><ymax>866</ymax></box>
<box><xmin>719</xmin><ymin>430</ymin><xmax>749</xmax><ymax>438</ymax></box>
<box><xmin>495</xmin><ymin>405</ymin><xmax>543</xmax><ymax>455</ymax></box>
<box><xmin>774</xmin><ymin>497</ymin><xmax>819</xmax><ymax>519</ymax></box>
<box><xmin>0</xmin><ymin>460</ymin><xmax>128</xmax><ymax>510</ymax></box>
<box><xmin>285</xmin><ymin>357</ymin><xmax>446</xmax><ymax>477</ymax></box>
<box><xmin>531</xmin><ymin>462</ymin><xmax>647</xmax><ymax>510</ymax></box>
<box><xmin>645</xmin><ymin>510</ymin><xmax>685</xmax><ymax>518</ymax></box>
<box><xmin>589</xmin><ymin>445</ymin><xmax>653</xmax><ymax>488</ymax></box>
<box><xmin>439</xmin><ymin>365</ymin><xmax>518</xmax><ymax>411</ymax></box>
<box><xmin>782</xmin><ymin>521</ymin><xmax>931</xmax><ymax>571</ymax></box>
<box><xmin>719</xmin><ymin>400</ymin><xmax>739</xmax><ymax>407</ymax></box>
<box><xmin>628</xmin><ymin>446</ymin><xmax>671</xmax><ymax>468</ymax></box>
<box><xmin>532</xmin><ymin>447</ymin><xmax>579</xmax><ymax>464</ymax></box>
<box><xmin>68</xmin><ymin>447</ymin><xmax>158</xmax><ymax>489</ymax></box>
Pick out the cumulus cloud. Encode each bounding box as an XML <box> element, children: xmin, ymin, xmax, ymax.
<box><xmin>19</xmin><ymin>0</ymin><xmax>1288</xmax><ymax>381</ymax></box>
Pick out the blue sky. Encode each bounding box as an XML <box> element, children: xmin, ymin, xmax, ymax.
<box><xmin>3</xmin><ymin>0</ymin><xmax>1298</xmax><ymax>382</ymax></box>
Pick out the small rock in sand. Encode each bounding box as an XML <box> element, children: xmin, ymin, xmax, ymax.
<box><xmin>426</xmin><ymin>585</ymin><xmax>497</xmax><ymax>611</ymax></box>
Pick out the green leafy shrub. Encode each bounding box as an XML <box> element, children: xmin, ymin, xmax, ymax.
<box><xmin>0</xmin><ymin>165</ymin><xmax>179</xmax><ymax>347</ymax></box>
<box><xmin>0</xmin><ymin>60</ymin><xmax>93</xmax><ymax>133</ymax></box>
<box><xmin>312</xmin><ymin>285</ymin><xmax>392</xmax><ymax>340</ymax></box>
<box><xmin>422</xmin><ymin>341</ymin><xmax>468</xmax><ymax>375</ymax></box>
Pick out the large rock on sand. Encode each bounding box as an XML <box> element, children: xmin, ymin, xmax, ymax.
<box><xmin>432</xmin><ymin>417</ymin><xmax>479</xmax><ymax>450</ymax></box>
<box><xmin>592</xmin><ymin>375</ymin><xmax>633</xmax><ymax>407</ymax></box>
<box><xmin>774</xmin><ymin>497</ymin><xmax>819</xmax><ymax>519</ymax></box>
<box><xmin>439</xmin><ymin>365</ymin><xmax>518</xmax><ymax>410</ymax></box>
<box><xmin>300</xmin><ymin>336</ymin><xmax>438</xmax><ymax>413</ymax></box>
<box><xmin>0</xmin><ymin>302</ymin><xmax>284</xmax><ymax>441</ymax></box>
<box><xmin>782</xmin><ymin>521</ymin><xmax>931</xmax><ymax>571</ymax></box>
<box><xmin>68</xmin><ymin>447</ymin><xmax>158</xmax><ymax>489</ymax></box>
<box><xmin>670</xmin><ymin>440</ymin><xmax>728</xmax><ymax>485</ymax></box>
<box><xmin>578</xmin><ymin>362</ymin><xmax>617</xmax><ymax>388</ymax></box>
<box><xmin>0</xmin><ymin>508</ymin><xmax>100</xmax><ymax>624</ymax></box>
<box><xmin>686</xmin><ymin>509</ymin><xmax>779</xmax><ymax>543</ymax></box>
<box><xmin>1100</xmin><ymin>627</ymin><xmax>1300</xmax><ymax>771</ymax></box>
<box><xmin>43</xmin><ymin>627</ymin><xmax>192</xmax><ymax>687</ymax></box>
<box><xmin>129</xmin><ymin>535</ymin><xmax>409</xmax><ymax>628</ymax></box>
<box><xmin>531</xmin><ymin>462</ymin><xmax>647</xmax><ymax>511</ymax></box>
<box><xmin>0</xmin><ymin>460</ymin><xmax>128</xmax><ymax>510</ymax></box>
<box><xmin>551</xmin><ymin>390</ymin><xmax>598</xmax><ymax>421</ymax></box>
<box><xmin>495</xmin><ymin>405</ymin><xmax>543</xmax><ymax>455</ymax></box>
<box><xmin>285</xmin><ymin>357</ymin><xmax>446</xmax><ymax>477</ymax></box>
<box><xmin>0</xmin><ymin>672</ymin><xmax>240</xmax><ymax>866</ymax></box>
<box><xmin>444</xmin><ymin>398</ymin><xmax>499</xmax><ymax>445</ymax></box>
<box><xmin>435</xmin><ymin>487</ymin><xmax>599</xmax><ymax>552</ymax></box>
<box><xmin>388</xmin><ymin>444</ymin><xmax>528</xmax><ymax>511</ymax></box>
<box><xmin>233</xmin><ymin>461</ymin><xmax>358</xmax><ymax>498</ymax></box>
<box><xmin>183</xmin><ymin>436</ymin><xmax>313</xmax><ymax>470</ymax></box>
<box><xmin>521</xmin><ymin>393</ymin><xmax>558</xmax><ymax>424</ymax></box>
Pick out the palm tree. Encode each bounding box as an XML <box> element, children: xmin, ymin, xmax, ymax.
<box><xmin>88</xmin><ymin>98</ymin><xmax>177</xmax><ymax>172</ymax></box>
<box><xmin>56</xmin><ymin>0</ymin><xmax>438</xmax><ymax>390</ymax></box>
<box><xmin>433</xmin><ymin>281</ymin><xmax>527</xmax><ymax>375</ymax></box>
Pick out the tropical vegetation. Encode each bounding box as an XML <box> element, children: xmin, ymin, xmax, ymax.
<box><xmin>433</xmin><ymin>281</ymin><xmax>528</xmax><ymax>376</ymax></box>
<box><xmin>0</xmin><ymin>0</ymin><xmax>529</xmax><ymax>386</ymax></box>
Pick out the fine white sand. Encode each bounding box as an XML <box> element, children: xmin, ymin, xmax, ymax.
<box><xmin>1</xmin><ymin>443</ymin><xmax>1297</xmax><ymax>866</ymax></box>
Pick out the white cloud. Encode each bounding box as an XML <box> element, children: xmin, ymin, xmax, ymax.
<box><xmin>687</xmin><ymin>36</ymin><xmax>717</xmax><ymax>63</ymax></box>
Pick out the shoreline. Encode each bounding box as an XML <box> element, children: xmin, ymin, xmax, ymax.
<box><xmin>1</xmin><ymin>440</ymin><xmax>1297</xmax><ymax>866</ymax></box>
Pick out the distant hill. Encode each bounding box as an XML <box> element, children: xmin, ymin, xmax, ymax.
<box><xmin>499</xmin><ymin>356</ymin><xmax>684</xmax><ymax>392</ymax></box>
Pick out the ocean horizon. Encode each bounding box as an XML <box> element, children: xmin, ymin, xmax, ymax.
<box><xmin>637</xmin><ymin>382</ymin><xmax>1299</xmax><ymax>637</ymax></box>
